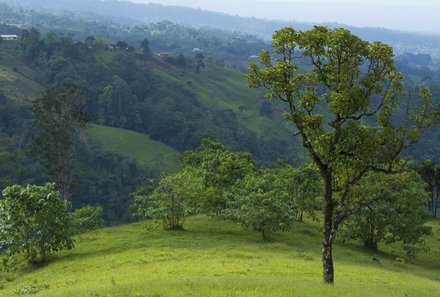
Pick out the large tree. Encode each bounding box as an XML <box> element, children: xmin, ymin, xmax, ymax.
<box><xmin>246</xmin><ymin>26</ymin><xmax>439</xmax><ymax>283</ymax></box>
<box><xmin>32</xmin><ymin>83</ymin><xmax>89</xmax><ymax>200</ymax></box>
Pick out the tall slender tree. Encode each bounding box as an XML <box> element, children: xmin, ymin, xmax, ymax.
<box><xmin>32</xmin><ymin>83</ymin><xmax>89</xmax><ymax>200</ymax></box>
<box><xmin>246</xmin><ymin>26</ymin><xmax>440</xmax><ymax>283</ymax></box>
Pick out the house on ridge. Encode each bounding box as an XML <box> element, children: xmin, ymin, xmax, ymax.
<box><xmin>0</xmin><ymin>34</ymin><xmax>18</xmax><ymax>41</ymax></box>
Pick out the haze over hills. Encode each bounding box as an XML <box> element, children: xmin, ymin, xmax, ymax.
<box><xmin>132</xmin><ymin>0</ymin><xmax>440</xmax><ymax>35</ymax></box>
<box><xmin>4</xmin><ymin>0</ymin><xmax>440</xmax><ymax>60</ymax></box>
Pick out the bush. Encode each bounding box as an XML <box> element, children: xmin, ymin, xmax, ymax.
<box><xmin>132</xmin><ymin>171</ymin><xmax>207</xmax><ymax>230</ymax></box>
<box><xmin>0</xmin><ymin>183</ymin><xmax>74</xmax><ymax>264</ymax></box>
<box><xmin>340</xmin><ymin>171</ymin><xmax>432</xmax><ymax>255</ymax></box>
<box><xmin>226</xmin><ymin>169</ymin><xmax>297</xmax><ymax>240</ymax></box>
<box><xmin>70</xmin><ymin>205</ymin><xmax>104</xmax><ymax>234</ymax></box>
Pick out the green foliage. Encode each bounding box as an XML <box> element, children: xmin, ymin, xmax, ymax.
<box><xmin>194</xmin><ymin>53</ymin><xmax>205</xmax><ymax>73</ymax></box>
<box><xmin>98</xmin><ymin>75</ymin><xmax>139</xmax><ymax>128</ymax></box>
<box><xmin>0</xmin><ymin>136</ymin><xmax>16</xmax><ymax>189</ymax></box>
<box><xmin>140</xmin><ymin>38</ymin><xmax>151</xmax><ymax>55</ymax></box>
<box><xmin>226</xmin><ymin>168</ymin><xmax>297</xmax><ymax>240</ymax></box>
<box><xmin>132</xmin><ymin>171</ymin><xmax>206</xmax><ymax>230</ymax></box>
<box><xmin>183</xmin><ymin>139</ymin><xmax>256</xmax><ymax>215</ymax></box>
<box><xmin>70</xmin><ymin>205</ymin><xmax>105</xmax><ymax>234</ymax></box>
<box><xmin>417</xmin><ymin>159</ymin><xmax>440</xmax><ymax>217</ymax></box>
<box><xmin>0</xmin><ymin>183</ymin><xmax>74</xmax><ymax>264</ymax></box>
<box><xmin>246</xmin><ymin>26</ymin><xmax>440</xmax><ymax>283</ymax></box>
<box><xmin>32</xmin><ymin>83</ymin><xmax>89</xmax><ymax>200</ymax></box>
<box><xmin>275</xmin><ymin>162</ymin><xmax>322</xmax><ymax>221</ymax></box>
<box><xmin>340</xmin><ymin>171</ymin><xmax>432</xmax><ymax>256</ymax></box>
<box><xmin>130</xmin><ymin>181</ymin><xmax>156</xmax><ymax>221</ymax></box>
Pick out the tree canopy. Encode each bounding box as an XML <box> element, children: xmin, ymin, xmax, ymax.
<box><xmin>246</xmin><ymin>26</ymin><xmax>440</xmax><ymax>283</ymax></box>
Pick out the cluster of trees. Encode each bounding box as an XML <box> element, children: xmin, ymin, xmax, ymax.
<box><xmin>131</xmin><ymin>139</ymin><xmax>321</xmax><ymax>238</ymax></box>
<box><xmin>132</xmin><ymin>139</ymin><xmax>431</xmax><ymax>253</ymax></box>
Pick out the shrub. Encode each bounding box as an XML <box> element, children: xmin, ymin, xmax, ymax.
<box><xmin>0</xmin><ymin>183</ymin><xmax>74</xmax><ymax>264</ymax></box>
<box><xmin>132</xmin><ymin>171</ymin><xmax>207</xmax><ymax>230</ymax></box>
<box><xmin>70</xmin><ymin>205</ymin><xmax>104</xmax><ymax>234</ymax></box>
<box><xmin>226</xmin><ymin>169</ymin><xmax>297</xmax><ymax>240</ymax></box>
<box><xmin>340</xmin><ymin>171</ymin><xmax>431</xmax><ymax>255</ymax></box>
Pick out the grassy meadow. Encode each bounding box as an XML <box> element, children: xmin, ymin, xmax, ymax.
<box><xmin>1</xmin><ymin>215</ymin><xmax>439</xmax><ymax>297</ymax></box>
<box><xmin>87</xmin><ymin>124</ymin><xmax>181</xmax><ymax>174</ymax></box>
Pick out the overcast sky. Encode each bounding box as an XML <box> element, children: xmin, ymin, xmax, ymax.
<box><xmin>132</xmin><ymin>0</ymin><xmax>440</xmax><ymax>34</ymax></box>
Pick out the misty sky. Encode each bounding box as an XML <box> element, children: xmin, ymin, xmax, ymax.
<box><xmin>132</xmin><ymin>0</ymin><xmax>440</xmax><ymax>34</ymax></box>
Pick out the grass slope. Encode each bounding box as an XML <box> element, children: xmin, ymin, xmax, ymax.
<box><xmin>87</xmin><ymin>124</ymin><xmax>180</xmax><ymax>174</ymax></box>
<box><xmin>1</xmin><ymin>216</ymin><xmax>439</xmax><ymax>296</ymax></box>
<box><xmin>0</xmin><ymin>43</ymin><xmax>44</xmax><ymax>101</ymax></box>
<box><xmin>150</xmin><ymin>62</ymin><xmax>306</xmax><ymax>161</ymax></box>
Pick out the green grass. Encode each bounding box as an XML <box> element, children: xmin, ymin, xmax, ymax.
<box><xmin>0</xmin><ymin>43</ymin><xmax>44</xmax><ymax>101</ymax></box>
<box><xmin>1</xmin><ymin>216</ymin><xmax>439</xmax><ymax>296</ymax></box>
<box><xmin>87</xmin><ymin>124</ymin><xmax>180</xmax><ymax>174</ymax></box>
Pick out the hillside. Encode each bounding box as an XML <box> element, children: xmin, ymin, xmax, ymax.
<box><xmin>1</xmin><ymin>216</ymin><xmax>439</xmax><ymax>296</ymax></box>
<box><xmin>0</xmin><ymin>34</ymin><xmax>301</xmax><ymax>164</ymax></box>
<box><xmin>0</xmin><ymin>29</ymin><xmax>302</xmax><ymax>223</ymax></box>
<box><xmin>87</xmin><ymin>124</ymin><xmax>180</xmax><ymax>174</ymax></box>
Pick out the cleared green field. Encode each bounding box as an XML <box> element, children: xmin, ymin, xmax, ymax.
<box><xmin>87</xmin><ymin>124</ymin><xmax>180</xmax><ymax>174</ymax></box>
<box><xmin>1</xmin><ymin>216</ymin><xmax>439</xmax><ymax>297</ymax></box>
<box><xmin>0</xmin><ymin>43</ymin><xmax>44</xmax><ymax>101</ymax></box>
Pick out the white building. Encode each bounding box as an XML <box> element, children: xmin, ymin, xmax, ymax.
<box><xmin>0</xmin><ymin>35</ymin><xmax>19</xmax><ymax>41</ymax></box>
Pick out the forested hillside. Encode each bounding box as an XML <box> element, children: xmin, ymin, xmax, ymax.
<box><xmin>0</xmin><ymin>22</ymin><xmax>300</xmax><ymax>224</ymax></box>
<box><xmin>1</xmin><ymin>0</ymin><xmax>440</xmax><ymax>224</ymax></box>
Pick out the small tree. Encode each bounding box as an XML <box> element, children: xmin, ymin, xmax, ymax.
<box><xmin>194</xmin><ymin>53</ymin><xmax>205</xmax><ymax>73</ymax></box>
<box><xmin>0</xmin><ymin>183</ymin><xmax>74</xmax><ymax>264</ymax></box>
<box><xmin>70</xmin><ymin>205</ymin><xmax>105</xmax><ymax>234</ymax></box>
<box><xmin>140</xmin><ymin>38</ymin><xmax>151</xmax><ymax>55</ymax></box>
<box><xmin>133</xmin><ymin>171</ymin><xmax>206</xmax><ymax>230</ymax></box>
<box><xmin>227</xmin><ymin>169</ymin><xmax>297</xmax><ymax>240</ymax></box>
<box><xmin>340</xmin><ymin>171</ymin><xmax>431</xmax><ymax>256</ymax></box>
<box><xmin>183</xmin><ymin>139</ymin><xmax>255</xmax><ymax>216</ymax></box>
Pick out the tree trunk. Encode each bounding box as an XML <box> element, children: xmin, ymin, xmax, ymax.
<box><xmin>322</xmin><ymin>173</ymin><xmax>335</xmax><ymax>284</ymax></box>
<box><xmin>434</xmin><ymin>188</ymin><xmax>439</xmax><ymax>218</ymax></box>
<box><xmin>364</xmin><ymin>237</ymin><xmax>378</xmax><ymax>251</ymax></box>
<box><xmin>297</xmin><ymin>210</ymin><xmax>304</xmax><ymax>222</ymax></box>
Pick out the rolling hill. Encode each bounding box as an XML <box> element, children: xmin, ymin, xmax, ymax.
<box><xmin>0</xmin><ymin>215</ymin><xmax>439</xmax><ymax>296</ymax></box>
<box><xmin>87</xmin><ymin>124</ymin><xmax>180</xmax><ymax>174</ymax></box>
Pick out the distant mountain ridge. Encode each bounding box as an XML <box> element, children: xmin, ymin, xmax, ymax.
<box><xmin>4</xmin><ymin>0</ymin><xmax>440</xmax><ymax>55</ymax></box>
